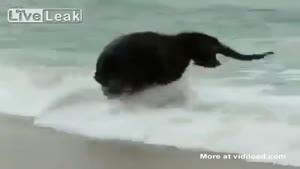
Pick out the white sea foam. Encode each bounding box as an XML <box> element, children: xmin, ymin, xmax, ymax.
<box><xmin>0</xmin><ymin>64</ymin><xmax>299</xmax><ymax>166</ymax></box>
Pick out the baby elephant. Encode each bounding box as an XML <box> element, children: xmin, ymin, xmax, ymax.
<box><xmin>94</xmin><ymin>31</ymin><xmax>274</xmax><ymax>98</ymax></box>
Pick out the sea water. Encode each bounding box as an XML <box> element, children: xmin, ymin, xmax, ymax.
<box><xmin>0</xmin><ymin>0</ymin><xmax>300</xmax><ymax>166</ymax></box>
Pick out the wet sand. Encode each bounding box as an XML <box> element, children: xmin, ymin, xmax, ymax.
<box><xmin>0</xmin><ymin>114</ymin><xmax>298</xmax><ymax>169</ymax></box>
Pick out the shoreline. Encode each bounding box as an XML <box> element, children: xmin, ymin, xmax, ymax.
<box><xmin>0</xmin><ymin>114</ymin><xmax>298</xmax><ymax>169</ymax></box>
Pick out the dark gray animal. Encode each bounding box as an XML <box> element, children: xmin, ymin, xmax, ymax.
<box><xmin>94</xmin><ymin>31</ymin><xmax>274</xmax><ymax>97</ymax></box>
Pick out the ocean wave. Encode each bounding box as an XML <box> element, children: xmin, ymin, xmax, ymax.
<box><xmin>0</xmin><ymin>65</ymin><xmax>299</xmax><ymax>166</ymax></box>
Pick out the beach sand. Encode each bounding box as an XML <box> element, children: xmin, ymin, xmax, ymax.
<box><xmin>0</xmin><ymin>114</ymin><xmax>298</xmax><ymax>169</ymax></box>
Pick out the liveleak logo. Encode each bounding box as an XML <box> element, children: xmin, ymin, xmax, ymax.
<box><xmin>7</xmin><ymin>8</ymin><xmax>83</xmax><ymax>23</ymax></box>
